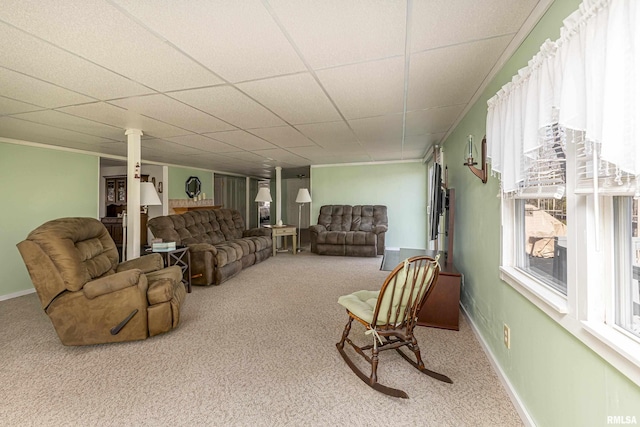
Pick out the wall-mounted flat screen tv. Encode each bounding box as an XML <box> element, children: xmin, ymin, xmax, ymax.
<box><xmin>429</xmin><ymin>163</ymin><xmax>445</xmax><ymax>242</ymax></box>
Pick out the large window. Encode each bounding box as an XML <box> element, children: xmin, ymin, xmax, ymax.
<box><xmin>516</xmin><ymin>198</ymin><xmax>567</xmax><ymax>295</ymax></box>
<box><xmin>615</xmin><ymin>197</ymin><xmax>640</xmax><ymax>339</ymax></box>
<box><xmin>486</xmin><ymin>0</ymin><xmax>640</xmax><ymax>385</ymax></box>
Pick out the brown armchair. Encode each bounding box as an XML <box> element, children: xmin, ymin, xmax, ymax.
<box><xmin>17</xmin><ymin>217</ymin><xmax>187</xmax><ymax>346</ymax></box>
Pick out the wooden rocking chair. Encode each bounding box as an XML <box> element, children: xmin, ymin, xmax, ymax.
<box><xmin>336</xmin><ymin>255</ymin><xmax>452</xmax><ymax>398</ymax></box>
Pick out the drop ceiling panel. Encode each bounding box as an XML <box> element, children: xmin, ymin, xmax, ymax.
<box><xmin>348</xmin><ymin>115</ymin><xmax>404</xmax><ymax>144</ymax></box>
<box><xmin>10</xmin><ymin>110</ymin><xmax>125</xmax><ymax>141</ymax></box>
<box><xmin>237</xmin><ymin>73</ymin><xmax>341</xmax><ymax>124</ymax></box>
<box><xmin>252</xmin><ymin>148</ymin><xmax>308</xmax><ymax>163</ymax></box>
<box><xmin>0</xmin><ymin>1</ymin><xmax>545</xmax><ymax>177</ymax></box>
<box><xmin>250</xmin><ymin>126</ymin><xmax>316</xmax><ymax>148</ymax></box>
<box><xmin>407</xmin><ymin>35</ymin><xmax>512</xmax><ymax>110</ymax></box>
<box><xmin>58</xmin><ymin>102</ymin><xmax>193</xmax><ymax>138</ymax></box>
<box><xmin>0</xmin><ymin>0</ymin><xmax>223</xmax><ymax>91</ymax></box>
<box><xmin>317</xmin><ymin>57</ymin><xmax>405</xmax><ymax>119</ymax></box>
<box><xmin>111</xmin><ymin>0</ymin><xmax>306</xmax><ymax>83</ymax></box>
<box><xmin>223</xmin><ymin>151</ymin><xmax>272</xmax><ymax>163</ymax></box>
<box><xmin>169</xmin><ymin>86</ymin><xmax>286</xmax><ymax>129</ymax></box>
<box><xmin>269</xmin><ymin>0</ymin><xmax>406</xmax><ymax>69</ymax></box>
<box><xmin>163</xmin><ymin>134</ymin><xmax>238</xmax><ymax>153</ymax></box>
<box><xmin>0</xmin><ymin>68</ymin><xmax>95</xmax><ymax>108</ymax></box>
<box><xmin>91</xmin><ymin>141</ymin><xmax>128</xmax><ymax>157</ymax></box>
<box><xmin>404</xmin><ymin>105</ymin><xmax>465</xmax><ymax>137</ymax></box>
<box><xmin>0</xmin><ymin>96</ymin><xmax>43</xmax><ymax>116</ymax></box>
<box><xmin>0</xmin><ymin>116</ymin><xmax>114</xmax><ymax>147</ymax></box>
<box><xmin>411</xmin><ymin>0</ymin><xmax>539</xmax><ymax>52</ymax></box>
<box><xmin>295</xmin><ymin>149</ymin><xmax>372</xmax><ymax>164</ymax></box>
<box><xmin>295</xmin><ymin>121</ymin><xmax>359</xmax><ymax>146</ymax></box>
<box><xmin>205</xmin><ymin>130</ymin><xmax>276</xmax><ymax>151</ymax></box>
<box><xmin>404</xmin><ymin>132</ymin><xmax>446</xmax><ymax>149</ymax></box>
<box><xmin>110</xmin><ymin>95</ymin><xmax>235</xmax><ymax>134</ymax></box>
<box><xmin>290</xmin><ymin>144</ymin><xmax>370</xmax><ymax>164</ymax></box>
<box><xmin>141</xmin><ymin>138</ymin><xmax>206</xmax><ymax>156</ymax></box>
<box><xmin>0</xmin><ymin>22</ymin><xmax>153</xmax><ymax>100</ymax></box>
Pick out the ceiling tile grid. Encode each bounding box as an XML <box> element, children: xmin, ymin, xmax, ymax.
<box><xmin>0</xmin><ymin>0</ymin><xmax>545</xmax><ymax>178</ymax></box>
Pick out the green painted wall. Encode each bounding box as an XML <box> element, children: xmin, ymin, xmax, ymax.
<box><xmin>442</xmin><ymin>1</ymin><xmax>640</xmax><ymax>425</ymax></box>
<box><xmin>0</xmin><ymin>142</ymin><xmax>99</xmax><ymax>297</ymax></box>
<box><xmin>168</xmin><ymin>166</ymin><xmax>213</xmax><ymax>199</ymax></box>
<box><xmin>311</xmin><ymin>162</ymin><xmax>426</xmax><ymax>249</ymax></box>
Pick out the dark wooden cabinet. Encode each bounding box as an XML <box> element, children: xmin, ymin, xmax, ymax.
<box><xmin>101</xmin><ymin>217</ymin><xmax>124</xmax><ymax>246</ymax></box>
<box><xmin>102</xmin><ymin>175</ymin><xmax>150</xmax><ymax>252</ymax></box>
<box><xmin>104</xmin><ymin>175</ymin><xmax>148</xmax><ymax>217</ymax></box>
<box><xmin>101</xmin><ymin>214</ymin><xmax>148</xmax><ymax>254</ymax></box>
<box><xmin>417</xmin><ymin>258</ymin><xmax>461</xmax><ymax>330</ymax></box>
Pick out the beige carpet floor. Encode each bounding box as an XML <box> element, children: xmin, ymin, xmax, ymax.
<box><xmin>0</xmin><ymin>250</ymin><xmax>523</xmax><ymax>426</ymax></box>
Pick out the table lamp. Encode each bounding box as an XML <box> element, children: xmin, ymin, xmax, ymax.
<box><xmin>255</xmin><ymin>187</ymin><xmax>272</xmax><ymax>227</ymax></box>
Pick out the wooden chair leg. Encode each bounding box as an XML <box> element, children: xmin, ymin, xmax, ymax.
<box><xmin>409</xmin><ymin>336</ymin><xmax>426</xmax><ymax>370</ymax></box>
<box><xmin>337</xmin><ymin>316</ymin><xmax>353</xmax><ymax>349</ymax></box>
<box><xmin>370</xmin><ymin>345</ymin><xmax>379</xmax><ymax>386</ymax></box>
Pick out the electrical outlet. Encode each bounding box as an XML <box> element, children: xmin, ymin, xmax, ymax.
<box><xmin>503</xmin><ymin>324</ymin><xmax>511</xmax><ymax>349</ymax></box>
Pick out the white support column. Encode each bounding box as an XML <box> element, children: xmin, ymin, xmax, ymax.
<box><xmin>245</xmin><ymin>176</ymin><xmax>251</xmax><ymax>229</ymax></box>
<box><xmin>125</xmin><ymin>129</ymin><xmax>143</xmax><ymax>260</ymax></box>
<box><xmin>161</xmin><ymin>165</ymin><xmax>169</xmax><ymax>216</ymax></box>
<box><xmin>275</xmin><ymin>166</ymin><xmax>282</xmax><ymax>225</ymax></box>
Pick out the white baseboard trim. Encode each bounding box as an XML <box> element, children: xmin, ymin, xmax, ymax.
<box><xmin>460</xmin><ymin>304</ymin><xmax>536</xmax><ymax>427</ymax></box>
<box><xmin>0</xmin><ymin>288</ymin><xmax>36</xmax><ymax>301</ymax></box>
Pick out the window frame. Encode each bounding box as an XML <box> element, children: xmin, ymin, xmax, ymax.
<box><xmin>499</xmin><ymin>142</ymin><xmax>640</xmax><ymax>387</ymax></box>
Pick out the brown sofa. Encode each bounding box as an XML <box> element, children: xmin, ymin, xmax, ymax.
<box><xmin>310</xmin><ymin>205</ymin><xmax>388</xmax><ymax>257</ymax></box>
<box><xmin>148</xmin><ymin>209</ymin><xmax>272</xmax><ymax>286</ymax></box>
<box><xmin>17</xmin><ymin>217</ymin><xmax>186</xmax><ymax>346</ymax></box>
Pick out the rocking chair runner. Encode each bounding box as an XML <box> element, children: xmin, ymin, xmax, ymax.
<box><xmin>336</xmin><ymin>255</ymin><xmax>452</xmax><ymax>398</ymax></box>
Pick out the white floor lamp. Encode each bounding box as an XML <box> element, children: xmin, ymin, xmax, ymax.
<box><xmin>295</xmin><ymin>188</ymin><xmax>312</xmax><ymax>252</ymax></box>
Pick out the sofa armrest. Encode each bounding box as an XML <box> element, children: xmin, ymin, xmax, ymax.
<box><xmin>117</xmin><ymin>253</ymin><xmax>164</xmax><ymax>273</ymax></box>
<box><xmin>373</xmin><ymin>224</ymin><xmax>388</xmax><ymax>234</ymax></box>
<box><xmin>187</xmin><ymin>243</ymin><xmax>218</xmax><ymax>256</ymax></box>
<box><xmin>243</xmin><ymin>228</ymin><xmax>271</xmax><ymax>237</ymax></box>
<box><xmin>309</xmin><ymin>224</ymin><xmax>327</xmax><ymax>234</ymax></box>
<box><xmin>83</xmin><ymin>269</ymin><xmax>144</xmax><ymax>300</ymax></box>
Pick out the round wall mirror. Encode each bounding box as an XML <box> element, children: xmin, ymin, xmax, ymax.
<box><xmin>185</xmin><ymin>176</ymin><xmax>202</xmax><ymax>198</ymax></box>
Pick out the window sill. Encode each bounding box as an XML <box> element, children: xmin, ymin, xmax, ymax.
<box><xmin>581</xmin><ymin>321</ymin><xmax>640</xmax><ymax>371</ymax></box>
<box><xmin>500</xmin><ymin>266</ymin><xmax>640</xmax><ymax>386</ymax></box>
<box><xmin>500</xmin><ymin>266</ymin><xmax>568</xmax><ymax>314</ymax></box>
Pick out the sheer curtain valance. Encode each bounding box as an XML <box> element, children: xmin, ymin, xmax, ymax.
<box><xmin>486</xmin><ymin>0</ymin><xmax>639</xmax><ymax>196</ymax></box>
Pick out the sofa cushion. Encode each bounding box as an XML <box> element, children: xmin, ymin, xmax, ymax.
<box><xmin>316</xmin><ymin>230</ymin><xmax>346</xmax><ymax>245</ymax></box>
<box><xmin>215</xmin><ymin>209</ymin><xmax>244</xmax><ymax>240</ymax></box>
<box><xmin>214</xmin><ymin>241</ymin><xmax>243</xmax><ymax>267</ymax></box>
<box><xmin>345</xmin><ymin>231</ymin><xmax>376</xmax><ymax>246</ymax></box>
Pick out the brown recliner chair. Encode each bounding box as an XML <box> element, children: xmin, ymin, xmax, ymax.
<box><xmin>17</xmin><ymin>217</ymin><xmax>187</xmax><ymax>346</ymax></box>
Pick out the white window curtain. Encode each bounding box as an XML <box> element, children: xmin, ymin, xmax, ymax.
<box><xmin>486</xmin><ymin>0</ymin><xmax>639</xmax><ymax>196</ymax></box>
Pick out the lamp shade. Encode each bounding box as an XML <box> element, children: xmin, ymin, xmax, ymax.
<box><xmin>140</xmin><ymin>182</ymin><xmax>162</xmax><ymax>206</ymax></box>
<box><xmin>295</xmin><ymin>188</ymin><xmax>312</xmax><ymax>203</ymax></box>
<box><xmin>255</xmin><ymin>187</ymin><xmax>272</xmax><ymax>203</ymax></box>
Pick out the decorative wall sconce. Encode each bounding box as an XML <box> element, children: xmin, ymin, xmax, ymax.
<box><xmin>463</xmin><ymin>135</ymin><xmax>488</xmax><ymax>184</ymax></box>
